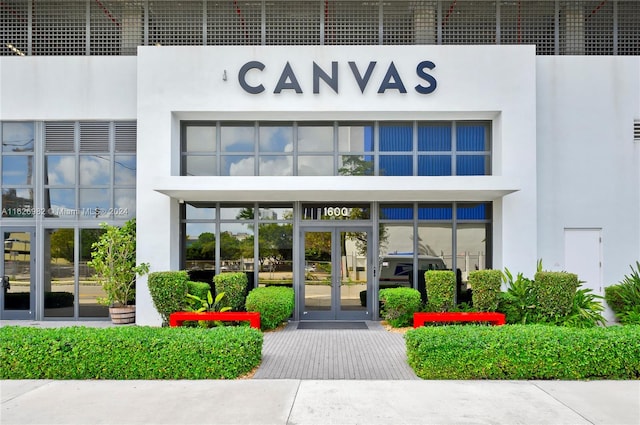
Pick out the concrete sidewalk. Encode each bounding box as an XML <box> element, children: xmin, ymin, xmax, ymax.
<box><xmin>2</xmin><ymin>379</ymin><xmax>639</xmax><ymax>425</ymax></box>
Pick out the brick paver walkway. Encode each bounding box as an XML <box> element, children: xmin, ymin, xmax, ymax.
<box><xmin>253</xmin><ymin>321</ymin><xmax>418</xmax><ymax>380</ymax></box>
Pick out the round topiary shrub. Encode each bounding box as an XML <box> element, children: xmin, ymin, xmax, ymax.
<box><xmin>379</xmin><ymin>287</ymin><xmax>422</xmax><ymax>327</ymax></box>
<box><xmin>245</xmin><ymin>286</ymin><xmax>294</xmax><ymax>330</ymax></box>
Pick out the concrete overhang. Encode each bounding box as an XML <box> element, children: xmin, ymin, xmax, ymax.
<box><xmin>154</xmin><ymin>176</ymin><xmax>519</xmax><ymax>202</ymax></box>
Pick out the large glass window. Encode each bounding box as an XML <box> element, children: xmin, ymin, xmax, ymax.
<box><xmin>44</xmin><ymin>228</ymin><xmax>75</xmax><ymax>318</ymax></box>
<box><xmin>181</xmin><ymin>121</ymin><xmax>491</xmax><ymax>177</ymax></box>
<box><xmin>1</xmin><ymin>122</ymin><xmax>35</xmax><ymax>217</ymax></box>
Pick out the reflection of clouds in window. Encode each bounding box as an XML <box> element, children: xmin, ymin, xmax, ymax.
<box><xmin>47</xmin><ymin>156</ymin><xmax>75</xmax><ymax>185</ymax></box>
<box><xmin>115</xmin><ymin>155</ymin><xmax>136</xmax><ymax>185</ymax></box>
<box><xmin>186</xmin><ymin>126</ymin><xmax>215</xmax><ymax>152</ymax></box>
<box><xmin>47</xmin><ymin>189</ymin><xmax>75</xmax><ymax>212</ymax></box>
<box><xmin>298</xmin><ymin>155</ymin><xmax>333</xmax><ymax>176</ymax></box>
<box><xmin>259</xmin><ymin>156</ymin><xmax>292</xmax><ymax>176</ymax></box>
<box><xmin>80</xmin><ymin>156</ymin><xmax>110</xmax><ymax>185</ymax></box>
<box><xmin>186</xmin><ymin>204</ymin><xmax>215</xmax><ymax>220</ymax></box>
<box><xmin>2</xmin><ymin>122</ymin><xmax>34</xmax><ymax>152</ymax></box>
<box><xmin>221</xmin><ymin>126</ymin><xmax>254</xmax><ymax>152</ymax></box>
<box><xmin>298</xmin><ymin>126</ymin><xmax>333</xmax><ymax>152</ymax></box>
<box><xmin>115</xmin><ymin>189</ymin><xmax>136</xmax><ymax>217</ymax></box>
<box><xmin>2</xmin><ymin>156</ymin><xmax>32</xmax><ymax>185</ymax></box>
<box><xmin>226</xmin><ymin>156</ymin><xmax>255</xmax><ymax>176</ymax></box>
<box><xmin>259</xmin><ymin>127</ymin><xmax>292</xmax><ymax>153</ymax></box>
<box><xmin>79</xmin><ymin>188</ymin><xmax>109</xmax><ymax>208</ymax></box>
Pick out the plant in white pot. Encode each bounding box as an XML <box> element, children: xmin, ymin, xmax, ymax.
<box><xmin>88</xmin><ymin>219</ymin><xmax>150</xmax><ymax>324</ymax></box>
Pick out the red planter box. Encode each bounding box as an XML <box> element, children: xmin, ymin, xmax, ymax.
<box><xmin>169</xmin><ymin>311</ymin><xmax>261</xmax><ymax>329</ymax></box>
<box><xmin>413</xmin><ymin>312</ymin><xmax>506</xmax><ymax>328</ymax></box>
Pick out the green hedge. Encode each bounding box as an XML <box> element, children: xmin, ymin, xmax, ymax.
<box><xmin>425</xmin><ymin>270</ymin><xmax>455</xmax><ymax>312</ymax></box>
<box><xmin>148</xmin><ymin>271</ymin><xmax>190</xmax><ymax>326</ymax></box>
<box><xmin>0</xmin><ymin>326</ymin><xmax>262</xmax><ymax>379</ymax></box>
<box><xmin>379</xmin><ymin>287</ymin><xmax>422</xmax><ymax>327</ymax></box>
<box><xmin>532</xmin><ymin>271</ymin><xmax>579</xmax><ymax>321</ymax></box>
<box><xmin>245</xmin><ymin>286</ymin><xmax>294</xmax><ymax>330</ymax></box>
<box><xmin>469</xmin><ymin>270</ymin><xmax>502</xmax><ymax>311</ymax></box>
<box><xmin>214</xmin><ymin>272</ymin><xmax>248</xmax><ymax>311</ymax></box>
<box><xmin>405</xmin><ymin>324</ymin><xmax>640</xmax><ymax>380</ymax></box>
<box><xmin>604</xmin><ymin>262</ymin><xmax>640</xmax><ymax>325</ymax></box>
<box><xmin>186</xmin><ymin>281</ymin><xmax>211</xmax><ymax>311</ymax></box>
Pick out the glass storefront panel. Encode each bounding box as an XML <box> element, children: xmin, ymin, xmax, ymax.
<box><xmin>79</xmin><ymin>188</ymin><xmax>109</xmax><ymax>220</ymax></box>
<box><xmin>185</xmin><ymin>155</ymin><xmax>216</xmax><ymax>176</ymax></box>
<box><xmin>340</xmin><ymin>230</ymin><xmax>368</xmax><ymax>313</ymax></box>
<box><xmin>258</xmin><ymin>223</ymin><xmax>293</xmax><ymax>287</ymax></box>
<box><xmin>44</xmin><ymin>229</ymin><xmax>75</xmax><ymax>318</ymax></box>
<box><xmin>416</xmin><ymin>224</ymin><xmax>452</xmax><ymax>268</ymax></box>
<box><xmin>380</xmin><ymin>155</ymin><xmax>412</xmax><ymax>176</ymax></box>
<box><xmin>2</xmin><ymin>156</ymin><xmax>33</xmax><ymax>185</ymax></box>
<box><xmin>259</xmin><ymin>155</ymin><xmax>293</xmax><ymax>176</ymax></box>
<box><xmin>298</xmin><ymin>125</ymin><xmax>333</xmax><ymax>152</ymax></box>
<box><xmin>298</xmin><ymin>155</ymin><xmax>333</xmax><ymax>176</ymax></box>
<box><xmin>304</xmin><ymin>230</ymin><xmax>332</xmax><ymax>311</ymax></box>
<box><xmin>418</xmin><ymin>123</ymin><xmax>451</xmax><ymax>151</ymax></box>
<box><xmin>186</xmin><ymin>125</ymin><xmax>216</xmax><ymax>152</ymax></box>
<box><xmin>221</xmin><ymin>205</ymin><xmax>254</xmax><ymax>220</ymax></box>
<box><xmin>456</xmin><ymin>223</ymin><xmax>490</xmax><ymax>286</ymax></box>
<box><xmin>258</xmin><ymin>205</ymin><xmax>292</xmax><ymax>220</ymax></box>
<box><xmin>114</xmin><ymin>189</ymin><xmax>136</xmax><ymax>220</ymax></box>
<box><xmin>45</xmin><ymin>189</ymin><xmax>76</xmax><ymax>218</ymax></box>
<box><xmin>2</xmin><ymin>231</ymin><xmax>32</xmax><ymax>313</ymax></box>
<box><xmin>222</xmin><ymin>155</ymin><xmax>254</xmax><ymax>176</ymax></box>
<box><xmin>338</xmin><ymin>155</ymin><xmax>373</xmax><ymax>176</ymax></box>
<box><xmin>379</xmin><ymin>124</ymin><xmax>412</xmax><ymax>152</ymax></box>
<box><xmin>45</xmin><ymin>155</ymin><xmax>76</xmax><ymax>185</ymax></box>
<box><xmin>457</xmin><ymin>155</ymin><xmax>490</xmax><ymax>175</ymax></box>
<box><xmin>186</xmin><ymin>203</ymin><xmax>216</xmax><ymax>220</ymax></box>
<box><xmin>2</xmin><ymin>122</ymin><xmax>34</xmax><ymax>152</ymax></box>
<box><xmin>114</xmin><ymin>155</ymin><xmax>136</xmax><ymax>185</ymax></box>
<box><xmin>185</xmin><ymin>222</ymin><xmax>216</xmax><ymax>272</ymax></box>
<box><xmin>79</xmin><ymin>155</ymin><xmax>110</xmax><ymax>185</ymax></box>
<box><xmin>219</xmin><ymin>223</ymin><xmax>254</xmax><ymax>273</ymax></box>
<box><xmin>338</xmin><ymin>123</ymin><xmax>373</xmax><ymax>152</ymax></box>
<box><xmin>418</xmin><ymin>155</ymin><xmax>451</xmax><ymax>176</ymax></box>
<box><xmin>2</xmin><ymin>188</ymin><xmax>34</xmax><ymax>216</ymax></box>
<box><xmin>221</xmin><ymin>124</ymin><xmax>254</xmax><ymax>152</ymax></box>
<box><xmin>259</xmin><ymin>125</ymin><xmax>292</xmax><ymax>153</ymax></box>
<box><xmin>79</xmin><ymin>228</ymin><xmax>108</xmax><ymax>317</ymax></box>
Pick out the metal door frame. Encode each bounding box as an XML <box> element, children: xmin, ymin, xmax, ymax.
<box><xmin>1</xmin><ymin>227</ymin><xmax>36</xmax><ymax>320</ymax></box>
<box><xmin>299</xmin><ymin>225</ymin><xmax>372</xmax><ymax>321</ymax></box>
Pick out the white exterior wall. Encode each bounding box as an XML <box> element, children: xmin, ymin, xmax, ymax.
<box><xmin>536</xmin><ymin>57</ymin><xmax>640</xmax><ymax>317</ymax></box>
<box><xmin>136</xmin><ymin>45</ymin><xmax>538</xmax><ymax>325</ymax></box>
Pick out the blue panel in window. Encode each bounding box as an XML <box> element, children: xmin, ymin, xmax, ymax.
<box><xmin>380</xmin><ymin>206</ymin><xmax>413</xmax><ymax>220</ymax></box>
<box><xmin>457</xmin><ymin>125</ymin><xmax>488</xmax><ymax>151</ymax></box>
<box><xmin>418</xmin><ymin>205</ymin><xmax>452</xmax><ymax>220</ymax></box>
<box><xmin>380</xmin><ymin>155</ymin><xmax>412</xmax><ymax>176</ymax></box>
<box><xmin>457</xmin><ymin>203</ymin><xmax>489</xmax><ymax>220</ymax></box>
<box><xmin>418</xmin><ymin>125</ymin><xmax>451</xmax><ymax>151</ymax></box>
<box><xmin>364</xmin><ymin>126</ymin><xmax>374</xmax><ymax>152</ymax></box>
<box><xmin>418</xmin><ymin>155</ymin><xmax>451</xmax><ymax>176</ymax></box>
<box><xmin>380</xmin><ymin>125</ymin><xmax>412</xmax><ymax>152</ymax></box>
<box><xmin>457</xmin><ymin>156</ymin><xmax>487</xmax><ymax>176</ymax></box>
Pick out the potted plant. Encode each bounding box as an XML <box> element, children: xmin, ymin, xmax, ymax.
<box><xmin>88</xmin><ymin>219</ymin><xmax>150</xmax><ymax>324</ymax></box>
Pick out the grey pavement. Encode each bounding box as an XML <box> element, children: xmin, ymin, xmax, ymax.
<box><xmin>1</xmin><ymin>320</ymin><xmax>639</xmax><ymax>424</ymax></box>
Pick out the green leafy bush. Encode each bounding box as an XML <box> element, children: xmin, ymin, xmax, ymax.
<box><xmin>424</xmin><ymin>270</ymin><xmax>455</xmax><ymax>312</ymax></box>
<box><xmin>497</xmin><ymin>268</ymin><xmax>537</xmax><ymax>324</ymax></box>
<box><xmin>214</xmin><ymin>272</ymin><xmax>248</xmax><ymax>311</ymax></box>
<box><xmin>532</xmin><ymin>271</ymin><xmax>579</xmax><ymax>321</ymax></box>
<box><xmin>148</xmin><ymin>271</ymin><xmax>189</xmax><ymax>326</ymax></box>
<box><xmin>0</xmin><ymin>326</ymin><xmax>262</xmax><ymax>379</ymax></box>
<box><xmin>469</xmin><ymin>270</ymin><xmax>502</xmax><ymax>312</ymax></box>
<box><xmin>561</xmin><ymin>287</ymin><xmax>606</xmax><ymax>328</ymax></box>
<box><xmin>186</xmin><ymin>281</ymin><xmax>211</xmax><ymax>311</ymax></box>
<box><xmin>605</xmin><ymin>262</ymin><xmax>640</xmax><ymax>325</ymax></box>
<box><xmin>245</xmin><ymin>286</ymin><xmax>294</xmax><ymax>330</ymax></box>
<box><xmin>378</xmin><ymin>287</ymin><xmax>422</xmax><ymax>327</ymax></box>
<box><xmin>405</xmin><ymin>324</ymin><xmax>640</xmax><ymax>380</ymax></box>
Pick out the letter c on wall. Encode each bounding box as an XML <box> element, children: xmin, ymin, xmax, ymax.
<box><xmin>239</xmin><ymin>61</ymin><xmax>266</xmax><ymax>94</ymax></box>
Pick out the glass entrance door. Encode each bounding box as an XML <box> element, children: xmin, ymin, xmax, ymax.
<box><xmin>1</xmin><ymin>229</ymin><xmax>35</xmax><ymax>319</ymax></box>
<box><xmin>301</xmin><ymin>227</ymin><xmax>371</xmax><ymax>320</ymax></box>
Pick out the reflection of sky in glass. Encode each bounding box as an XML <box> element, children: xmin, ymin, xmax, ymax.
<box><xmin>221</xmin><ymin>126</ymin><xmax>254</xmax><ymax>152</ymax></box>
<box><xmin>417</xmin><ymin>224</ymin><xmax>452</xmax><ymax>263</ymax></box>
<box><xmin>115</xmin><ymin>189</ymin><xmax>135</xmax><ymax>218</ymax></box>
<box><xmin>186</xmin><ymin>222</ymin><xmax>216</xmax><ymax>242</ymax></box>
<box><xmin>115</xmin><ymin>155</ymin><xmax>136</xmax><ymax>185</ymax></box>
<box><xmin>298</xmin><ymin>155</ymin><xmax>333</xmax><ymax>176</ymax></box>
<box><xmin>224</xmin><ymin>156</ymin><xmax>254</xmax><ymax>176</ymax></box>
<box><xmin>2</xmin><ymin>122</ymin><xmax>34</xmax><ymax>152</ymax></box>
<box><xmin>186</xmin><ymin>155</ymin><xmax>216</xmax><ymax>176</ymax></box>
<box><xmin>46</xmin><ymin>156</ymin><xmax>76</xmax><ymax>185</ymax></box>
<box><xmin>259</xmin><ymin>127</ymin><xmax>292</xmax><ymax>153</ymax></box>
<box><xmin>220</xmin><ymin>222</ymin><xmax>253</xmax><ymax>237</ymax></box>
<box><xmin>80</xmin><ymin>156</ymin><xmax>110</xmax><ymax>185</ymax></box>
<box><xmin>79</xmin><ymin>188</ymin><xmax>109</xmax><ymax>219</ymax></box>
<box><xmin>46</xmin><ymin>189</ymin><xmax>76</xmax><ymax>215</ymax></box>
<box><xmin>186</xmin><ymin>203</ymin><xmax>216</xmax><ymax>220</ymax></box>
<box><xmin>221</xmin><ymin>206</ymin><xmax>253</xmax><ymax>220</ymax></box>
<box><xmin>298</xmin><ymin>126</ymin><xmax>333</xmax><ymax>152</ymax></box>
<box><xmin>259</xmin><ymin>206</ymin><xmax>293</xmax><ymax>220</ymax></box>
<box><xmin>380</xmin><ymin>224</ymin><xmax>413</xmax><ymax>255</ymax></box>
<box><xmin>259</xmin><ymin>156</ymin><xmax>292</xmax><ymax>176</ymax></box>
<box><xmin>2</xmin><ymin>156</ymin><xmax>32</xmax><ymax>185</ymax></box>
<box><xmin>186</xmin><ymin>126</ymin><xmax>216</xmax><ymax>152</ymax></box>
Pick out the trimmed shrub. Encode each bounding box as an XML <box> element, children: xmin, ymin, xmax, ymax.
<box><xmin>469</xmin><ymin>269</ymin><xmax>502</xmax><ymax>312</ymax></box>
<box><xmin>532</xmin><ymin>271</ymin><xmax>579</xmax><ymax>321</ymax></box>
<box><xmin>214</xmin><ymin>272</ymin><xmax>248</xmax><ymax>311</ymax></box>
<box><xmin>245</xmin><ymin>286</ymin><xmax>294</xmax><ymax>330</ymax></box>
<box><xmin>405</xmin><ymin>324</ymin><xmax>640</xmax><ymax>380</ymax></box>
<box><xmin>148</xmin><ymin>271</ymin><xmax>189</xmax><ymax>326</ymax></box>
<box><xmin>605</xmin><ymin>262</ymin><xmax>640</xmax><ymax>325</ymax></box>
<box><xmin>186</xmin><ymin>281</ymin><xmax>211</xmax><ymax>311</ymax></box>
<box><xmin>424</xmin><ymin>270</ymin><xmax>455</xmax><ymax>312</ymax></box>
<box><xmin>0</xmin><ymin>326</ymin><xmax>262</xmax><ymax>379</ymax></box>
<box><xmin>379</xmin><ymin>287</ymin><xmax>422</xmax><ymax>328</ymax></box>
